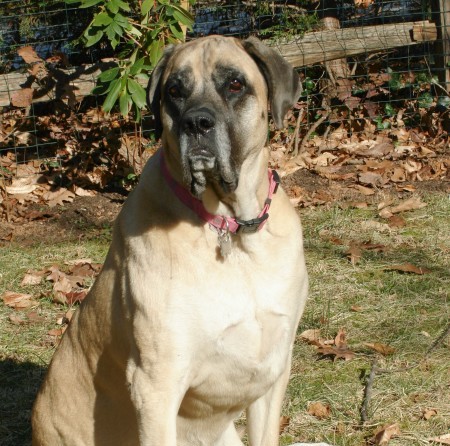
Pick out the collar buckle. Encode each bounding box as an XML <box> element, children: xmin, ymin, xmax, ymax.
<box><xmin>236</xmin><ymin>213</ymin><xmax>269</xmax><ymax>233</ymax></box>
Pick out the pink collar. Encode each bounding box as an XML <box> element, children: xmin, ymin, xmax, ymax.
<box><xmin>160</xmin><ymin>154</ymin><xmax>280</xmax><ymax>234</ymax></box>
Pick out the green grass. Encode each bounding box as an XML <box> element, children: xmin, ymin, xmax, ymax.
<box><xmin>283</xmin><ymin>192</ymin><xmax>450</xmax><ymax>445</ymax></box>
<box><xmin>0</xmin><ymin>192</ymin><xmax>448</xmax><ymax>446</ymax></box>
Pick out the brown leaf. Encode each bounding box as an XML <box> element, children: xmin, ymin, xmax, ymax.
<box><xmin>307</xmin><ymin>402</ymin><xmax>331</xmax><ymax>419</ymax></box>
<box><xmin>350</xmin><ymin>305</ymin><xmax>363</xmax><ymax>312</ymax></box>
<box><xmin>47</xmin><ymin>328</ymin><xmax>66</xmax><ymax>337</ymax></box>
<box><xmin>317</xmin><ymin>344</ymin><xmax>355</xmax><ymax>361</ymax></box>
<box><xmin>43</xmin><ymin>188</ymin><xmax>75</xmax><ymax>207</ymax></box>
<box><xmin>345</xmin><ymin>243</ymin><xmax>362</xmax><ymax>265</ymax></box>
<box><xmin>430</xmin><ymin>434</ymin><xmax>450</xmax><ymax>445</ymax></box>
<box><xmin>386</xmin><ymin>263</ymin><xmax>431</xmax><ymax>275</ymax></box>
<box><xmin>372</xmin><ymin>423</ymin><xmax>401</xmax><ymax>445</ymax></box>
<box><xmin>279</xmin><ymin>415</ymin><xmax>290</xmax><ymax>434</ymax></box>
<box><xmin>27</xmin><ymin>311</ymin><xmax>45</xmax><ymax>324</ymax></box>
<box><xmin>422</xmin><ymin>408</ymin><xmax>438</xmax><ymax>420</ymax></box>
<box><xmin>17</xmin><ymin>46</ymin><xmax>42</xmax><ymax>64</ymax></box>
<box><xmin>353</xmin><ymin>184</ymin><xmax>376</xmax><ymax>196</ymax></box>
<box><xmin>358</xmin><ymin>172</ymin><xmax>384</xmax><ymax>187</ymax></box>
<box><xmin>1</xmin><ymin>291</ymin><xmax>38</xmax><ymax>309</ymax></box>
<box><xmin>9</xmin><ymin>313</ymin><xmax>27</xmax><ymax>325</ymax></box>
<box><xmin>390</xmin><ymin>197</ymin><xmax>427</xmax><ymax>214</ymax></box>
<box><xmin>364</xmin><ymin>342</ymin><xmax>395</xmax><ymax>356</ymax></box>
<box><xmin>334</xmin><ymin>328</ymin><xmax>348</xmax><ymax>349</ymax></box>
<box><xmin>11</xmin><ymin>88</ymin><xmax>34</xmax><ymax>108</ymax></box>
<box><xmin>299</xmin><ymin>329</ymin><xmax>322</xmax><ymax>344</ymax></box>
<box><xmin>65</xmin><ymin>290</ymin><xmax>88</xmax><ymax>305</ymax></box>
<box><xmin>388</xmin><ymin>215</ymin><xmax>406</xmax><ymax>228</ymax></box>
<box><xmin>21</xmin><ymin>270</ymin><xmax>45</xmax><ymax>286</ymax></box>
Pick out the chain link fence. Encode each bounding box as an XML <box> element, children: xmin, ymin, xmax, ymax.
<box><xmin>0</xmin><ymin>0</ymin><xmax>449</xmax><ymax>188</ymax></box>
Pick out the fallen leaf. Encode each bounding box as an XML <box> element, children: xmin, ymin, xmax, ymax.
<box><xmin>65</xmin><ymin>290</ymin><xmax>88</xmax><ymax>305</ymax></box>
<box><xmin>390</xmin><ymin>197</ymin><xmax>427</xmax><ymax>214</ymax></box>
<box><xmin>47</xmin><ymin>328</ymin><xmax>66</xmax><ymax>337</ymax></box>
<box><xmin>17</xmin><ymin>46</ymin><xmax>42</xmax><ymax>64</ymax></box>
<box><xmin>345</xmin><ymin>242</ymin><xmax>362</xmax><ymax>265</ymax></box>
<box><xmin>1</xmin><ymin>291</ymin><xmax>38</xmax><ymax>309</ymax></box>
<box><xmin>9</xmin><ymin>313</ymin><xmax>27</xmax><ymax>325</ymax></box>
<box><xmin>422</xmin><ymin>408</ymin><xmax>438</xmax><ymax>420</ymax></box>
<box><xmin>5</xmin><ymin>177</ymin><xmax>37</xmax><ymax>195</ymax></box>
<box><xmin>27</xmin><ymin>311</ymin><xmax>45</xmax><ymax>323</ymax></box>
<box><xmin>350</xmin><ymin>305</ymin><xmax>363</xmax><ymax>312</ymax></box>
<box><xmin>386</xmin><ymin>263</ymin><xmax>431</xmax><ymax>275</ymax></box>
<box><xmin>299</xmin><ymin>329</ymin><xmax>322</xmax><ymax>343</ymax></box>
<box><xmin>279</xmin><ymin>415</ymin><xmax>290</xmax><ymax>434</ymax></box>
<box><xmin>11</xmin><ymin>88</ymin><xmax>34</xmax><ymax>108</ymax></box>
<box><xmin>43</xmin><ymin>188</ymin><xmax>75</xmax><ymax>207</ymax></box>
<box><xmin>307</xmin><ymin>402</ymin><xmax>331</xmax><ymax>419</ymax></box>
<box><xmin>388</xmin><ymin>215</ymin><xmax>406</xmax><ymax>228</ymax></box>
<box><xmin>430</xmin><ymin>434</ymin><xmax>450</xmax><ymax>445</ymax></box>
<box><xmin>364</xmin><ymin>342</ymin><xmax>396</xmax><ymax>356</ymax></box>
<box><xmin>21</xmin><ymin>270</ymin><xmax>45</xmax><ymax>286</ymax></box>
<box><xmin>371</xmin><ymin>423</ymin><xmax>400</xmax><ymax>445</ymax></box>
<box><xmin>353</xmin><ymin>184</ymin><xmax>376</xmax><ymax>196</ymax></box>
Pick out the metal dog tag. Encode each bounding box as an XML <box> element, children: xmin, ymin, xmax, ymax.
<box><xmin>218</xmin><ymin>231</ymin><xmax>232</xmax><ymax>258</ymax></box>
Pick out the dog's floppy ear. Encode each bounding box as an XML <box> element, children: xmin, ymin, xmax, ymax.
<box><xmin>242</xmin><ymin>37</ymin><xmax>301</xmax><ymax>129</ymax></box>
<box><xmin>147</xmin><ymin>45</ymin><xmax>175</xmax><ymax>139</ymax></box>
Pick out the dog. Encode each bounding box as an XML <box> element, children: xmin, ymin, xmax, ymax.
<box><xmin>32</xmin><ymin>35</ymin><xmax>310</xmax><ymax>446</ymax></box>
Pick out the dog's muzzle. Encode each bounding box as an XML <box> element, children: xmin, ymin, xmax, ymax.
<box><xmin>180</xmin><ymin>107</ymin><xmax>237</xmax><ymax>198</ymax></box>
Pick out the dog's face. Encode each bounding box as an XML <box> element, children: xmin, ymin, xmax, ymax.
<box><xmin>148</xmin><ymin>36</ymin><xmax>301</xmax><ymax>198</ymax></box>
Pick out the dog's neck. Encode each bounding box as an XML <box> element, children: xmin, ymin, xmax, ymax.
<box><xmin>161</xmin><ymin>148</ymin><xmax>278</xmax><ymax>234</ymax></box>
<box><xmin>202</xmin><ymin>149</ymin><xmax>270</xmax><ymax>221</ymax></box>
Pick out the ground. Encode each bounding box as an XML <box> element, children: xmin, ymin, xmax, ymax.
<box><xmin>0</xmin><ymin>162</ymin><xmax>449</xmax><ymax>446</ymax></box>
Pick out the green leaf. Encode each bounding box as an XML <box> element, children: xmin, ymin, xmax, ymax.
<box><xmin>93</xmin><ymin>12</ymin><xmax>113</xmax><ymax>26</ymax></box>
<box><xmin>106</xmin><ymin>0</ymin><xmax>119</xmax><ymax>14</ymax></box>
<box><xmin>149</xmin><ymin>39</ymin><xmax>163</xmax><ymax>67</ymax></box>
<box><xmin>91</xmin><ymin>82</ymin><xmax>110</xmax><ymax>95</ymax></box>
<box><xmin>113</xmin><ymin>12</ymin><xmax>128</xmax><ymax>26</ymax></box>
<box><xmin>130</xmin><ymin>57</ymin><xmax>145</xmax><ymax>76</ymax></box>
<box><xmin>169</xmin><ymin>23</ymin><xmax>184</xmax><ymax>41</ymax></box>
<box><xmin>99</xmin><ymin>66</ymin><xmax>120</xmax><ymax>82</ymax></box>
<box><xmin>172</xmin><ymin>5</ymin><xmax>194</xmax><ymax>22</ymax></box>
<box><xmin>115</xmin><ymin>0</ymin><xmax>131</xmax><ymax>12</ymax></box>
<box><xmin>120</xmin><ymin>91</ymin><xmax>131</xmax><ymax>116</ymax></box>
<box><xmin>85</xmin><ymin>29</ymin><xmax>104</xmax><ymax>47</ymax></box>
<box><xmin>173</xmin><ymin>9</ymin><xmax>193</xmax><ymax>27</ymax></box>
<box><xmin>141</xmin><ymin>0</ymin><xmax>152</xmax><ymax>15</ymax></box>
<box><xmin>79</xmin><ymin>0</ymin><xmax>103</xmax><ymax>8</ymax></box>
<box><xmin>128</xmin><ymin>79</ymin><xmax>147</xmax><ymax>108</ymax></box>
<box><xmin>103</xmin><ymin>78</ymin><xmax>123</xmax><ymax>112</ymax></box>
<box><xmin>418</xmin><ymin>92</ymin><xmax>434</xmax><ymax>109</ymax></box>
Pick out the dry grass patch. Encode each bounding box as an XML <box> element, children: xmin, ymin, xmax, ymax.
<box><xmin>283</xmin><ymin>192</ymin><xmax>449</xmax><ymax>445</ymax></box>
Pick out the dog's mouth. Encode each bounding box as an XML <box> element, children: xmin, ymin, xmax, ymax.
<box><xmin>182</xmin><ymin>145</ymin><xmax>238</xmax><ymax>198</ymax></box>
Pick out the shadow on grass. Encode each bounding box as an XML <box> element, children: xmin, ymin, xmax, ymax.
<box><xmin>0</xmin><ymin>359</ymin><xmax>46</xmax><ymax>446</ymax></box>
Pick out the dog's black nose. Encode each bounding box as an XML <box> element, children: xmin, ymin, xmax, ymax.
<box><xmin>182</xmin><ymin>108</ymin><xmax>215</xmax><ymax>136</ymax></box>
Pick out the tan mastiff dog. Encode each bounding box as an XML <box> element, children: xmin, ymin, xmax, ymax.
<box><xmin>32</xmin><ymin>36</ymin><xmax>315</xmax><ymax>446</ymax></box>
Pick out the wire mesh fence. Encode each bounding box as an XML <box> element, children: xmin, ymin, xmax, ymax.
<box><xmin>0</xmin><ymin>0</ymin><xmax>449</xmax><ymax>189</ymax></box>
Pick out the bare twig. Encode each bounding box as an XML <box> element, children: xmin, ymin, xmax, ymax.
<box><xmin>360</xmin><ymin>358</ymin><xmax>378</xmax><ymax>424</ymax></box>
<box><xmin>358</xmin><ymin>323</ymin><xmax>450</xmax><ymax>425</ymax></box>
<box><xmin>289</xmin><ymin>108</ymin><xmax>305</xmax><ymax>157</ymax></box>
<box><xmin>296</xmin><ymin>110</ymin><xmax>329</xmax><ymax>156</ymax></box>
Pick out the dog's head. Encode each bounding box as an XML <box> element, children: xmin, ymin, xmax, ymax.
<box><xmin>148</xmin><ymin>36</ymin><xmax>301</xmax><ymax>198</ymax></box>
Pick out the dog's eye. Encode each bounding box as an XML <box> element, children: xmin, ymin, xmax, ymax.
<box><xmin>229</xmin><ymin>79</ymin><xmax>244</xmax><ymax>93</ymax></box>
<box><xmin>168</xmin><ymin>85</ymin><xmax>181</xmax><ymax>98</ymax></box>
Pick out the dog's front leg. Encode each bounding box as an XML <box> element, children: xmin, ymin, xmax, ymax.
<box><xmin>246</xmin><ymin>361</ymin><xmax>291</xmax><ymax>446</ymax></box>
<box><xmin>126</xmin><ymin>339</ymin><xmax>187</xmax><ymax>445</ymax></box>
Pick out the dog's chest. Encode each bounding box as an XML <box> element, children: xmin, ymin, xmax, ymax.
<box><xmin>175</xmin><ymin>270</ymin><xmax>294</xmax><ymax>412</ymax></box>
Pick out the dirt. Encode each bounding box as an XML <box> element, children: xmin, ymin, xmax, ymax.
<box><xmin>2</xmin><ymin>167</ymin><xmax>448</xmax><ymax>249</ymax></box>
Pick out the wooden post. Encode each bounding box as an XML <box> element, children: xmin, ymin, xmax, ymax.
<box><xmin>432</xmin><ymin>0</ymin><xmax>450</xmax><ymax>92</ymax></box>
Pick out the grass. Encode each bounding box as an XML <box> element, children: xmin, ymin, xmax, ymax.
<box><xmin>0</xmin><ymin>191</ymin><xmax>449</xmax><ymax>446</ymax></box>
